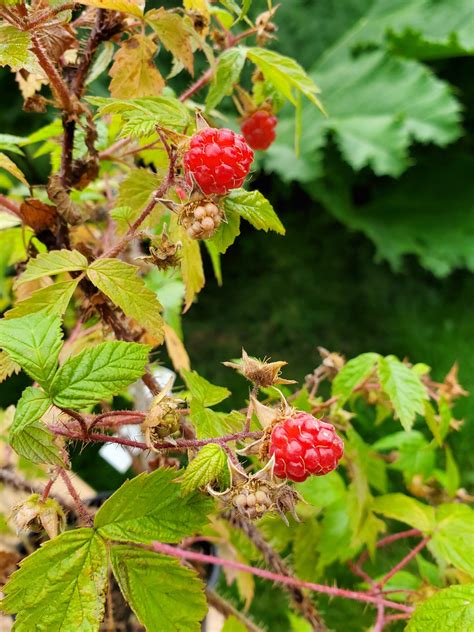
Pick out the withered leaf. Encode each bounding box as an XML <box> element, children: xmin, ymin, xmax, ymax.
<box><xmin>19</xmin><ymin>198</ymin><xmax>57</xmax><ymax>232</ymax></box>
<box><xmin>109</xmin><ymin>35</ymin><xmax>165</xmax><ymax>99</ymax></box>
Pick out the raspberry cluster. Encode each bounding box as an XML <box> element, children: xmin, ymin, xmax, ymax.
<box><xmin>185</xmin><ymin>201</ymin><xmax>222</xmax><ymax>239</ymax></box>
<box><xmin>232</xmin><ymin>486</ymin><xmax>272</xmax><ymax>520</ymax></box>
<box><xmin>241</xmin><ymin>110</ymin><xmax>277</xmax><ymax>151</ymax></box>
<box><xmin>184</xmin><ymin>127</ymin><xmax>254</xmax><ymax>195</ymax></box>
<box><xmin>269</xmin><ymin>413</ymin><xmax>344</xmax><ymax>482</ymax></box>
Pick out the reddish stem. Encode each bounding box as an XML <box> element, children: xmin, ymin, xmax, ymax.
<box><xmin>59</xmin><ymin>469</ymin><xmax>93</xmax><ymax>526</ymax></box>
<box><xmin>152</xmin><ymin>542</ymin><xmax>414</xmax><ymax>614</ymax></box>
<box><xmin>41</xmin><ymin>474</ymin><xmax>57</xmax><ymax>503</ymax></box>
<box><xmin>379</xmin><ymin>536</ymin><xmax>430</xmax><ymax>587</ymax></box>
<box><xmin>0</xmin><ymin>195</ymin><xmax>21</xmax><ymax>217</ymax></box>
<box><xmin>374</xmin><ymin>603</ymin><xmax>385</xmax><ymax>632</ymax></box>
<box><xmin>50</xmin><ymin>425</ymin><xmax>263</xmax><ymax>451</ymax></box>
<box><xmin>30</xmin><ymin>34</ymin><xmax>73</xmax><ymax>112</ymax></box>
<box><xmin>179</xmin><ymin>68</ymin><xmax>212</xmax><ymax>102</ymax></box>
<box><xmin>356</xmin><ymin>528</ymin><xmax>422</xmax><ymax>568</ymax></box>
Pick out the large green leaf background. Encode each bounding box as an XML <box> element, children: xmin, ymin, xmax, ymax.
<box><xmin>263</xmin><ymin>0</ymin><xmax>473</xmax><ymax>276</ymax></box>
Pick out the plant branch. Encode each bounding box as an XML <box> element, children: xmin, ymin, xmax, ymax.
<box><xmin>0</xmin><ymin>467</ymin><xmax>76</xmax><ymax>514</ymax></box>
<box><xmin>152</xmin><ymin>542</ymin><xmax>414</xmax><ymax>614</ymax></box>
<box><xmin>58</xmin><ymin>469</ymin><xmax>93</xmax><ymax>526</ymax></box>
<box><xmin>379</xmin><ymin>536</ymin><xmax>430</xmax><ymax>587</ymax></box>
<box><xmin>30</xmin><ymin>34</ymin><xmax>74</xmax><ymax>112</ymax></box>
<box><xmin>0</xmin><ymin>194</ymin><xmax>21</xmax><ymax>217</ymax></box>
<box><xmin>227</xmin><ymin>510</ymin><xmax>327</xmax><ymax>631</ymax></box>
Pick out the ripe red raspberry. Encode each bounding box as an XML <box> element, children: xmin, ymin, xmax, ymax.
<box><xmin>184</xmin><ymin>127</ymin><xmax>254</xmax><ymax>195</ymax></box>
<box><xmin>240</xmin><ymin>110</ymin><xmax>277</xmax><ymax>151</ymax></box>
<box><xmin>269</xmin><ymin>413</ymin><xmax>344</xmax><ymax>482</ymax></box>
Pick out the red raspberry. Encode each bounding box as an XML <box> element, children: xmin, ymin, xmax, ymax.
<box><xmin>240</xmin><ymin>110</ymin><xmax>277</xmax><ymax>151</ymax></box>
<box><xmin>183</xmin><ymin>127</ymin><xmax>254</xmax><ymax>195</ymax></box>
<box><xmin>269</xmin><ymin>413</ymin><xmax>344</xmax><ymax>482</ymax></box>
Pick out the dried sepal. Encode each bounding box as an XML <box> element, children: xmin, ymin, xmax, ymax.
<box><xmin>209</xmin><ymin>456</ymin><xmax>300</xmax><ymax>524</ymax></box>
<box><xmin>223</xmin><ymin>349</ymin><xmax>296</xmax><ymax>388</ymax></box>
<box><xmin>11</xmin><ymin>494</ymin><xmax>66</xmax><ymax>540</ymax></box>
<box><xmin>141</xmin><ymin>228</ymin><xmax>181</xmax><ymax>270</ymax></box>
<box><xmin>437</xmin><ymin>363</ymin><xmax>468</xmax><ymax>401</ymax></box>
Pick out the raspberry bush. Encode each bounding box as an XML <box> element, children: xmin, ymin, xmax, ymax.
<box><xmin>0</xmin><ymin>2</ymin><xmax>472</xmax><ymax>631</ymax></box>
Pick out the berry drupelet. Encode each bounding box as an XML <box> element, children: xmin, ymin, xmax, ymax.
<box><xmin>269</xmin><ymin>412</ymin><xmax>344</xmax><ymax>482</ymax></box>
<box><xmin>184</xmin><ymin>127</ymin><xmax>254</xmax><ymax>195</ymax></box>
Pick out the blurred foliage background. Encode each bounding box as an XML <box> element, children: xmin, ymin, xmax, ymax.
<box><xmin>1</xmin><ymin>0</ymin><xmax>473</xmax><ymax>484</ymax></box>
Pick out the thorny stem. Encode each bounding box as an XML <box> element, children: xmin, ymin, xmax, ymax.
<box><xmin>152</xmin><ymin>542</ymin><xmax>414</xmax><ymax>614</ymax></box>
<box><xmin>62</xmin><ymin>407</ymin><xmax>89</xmax><ymax>438</ymax></box>
<box><xmin>59</xmin><ymin>469</ymin><xmax>93</xmax><ymax>526</ymax></box>
<box><xmin>50</xmin><ymin>425</ymin><xmax>263</xmax><ymax>451</ymax></box>
<box><xmin>228</xmin><ymin>511</ymin><xmax>327</xmax><ymax>631</ymax></box>
<box><xmin>30</xmin><ymin>34</ymin><xmax>74</xmax><ymax>112</ymax></box>
<box><xmin>41</xmin><ymin>472</ymin><xmax>58</xmax><ymax>503</ymax></box>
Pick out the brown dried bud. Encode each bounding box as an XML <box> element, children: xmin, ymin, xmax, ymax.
<box><xmin>223</xmin><ymin>349</ymin><xmax>296</xmax><ymax>388</ymax></box>
<box><xmin>11</xmin><ymin>494</ymin><xmax>66</xmax><ymax>540</ymax></box>
<box><xmin>141</xmin><ymin>230</ymin><xmax>181</xmax><ymax>270</ymax></box>
<box><xmin>143</xmin><ymin>377</ymin><xmax>183</xmax><ymax>449</ymax></box>
<box><xmin>179</xmin><ymin>199</ymin><xmax>223</xmax><ymax>240</ymax></box>
<box><xmin>437</xmin><ymin>363</ymin><xmax>468</xmax><ymax>401</ymax></box>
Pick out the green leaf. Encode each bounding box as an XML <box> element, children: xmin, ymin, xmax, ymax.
<box><xmin>0</xmin><ymin>350</ymin><xmax>20</xmax><ymax>383</ymax></box>
<box><xmin>87</xmin><ymin>96</ymin><xmax>191</xmax><ymax>137</ymax></box>
<box><xmin>223</xmin><ymin>188</ymin><xmax>285</xmax><ymax>234</ymax></box>
<box><xmin>95</xmin><ymin>468</ymin><xmax>213</xmax><ymax>544</ymax></box>
<box><xmin>9</xmin><ymin>386</ymin><xmax>63</xmax><ymax>466</ymax></box>
<box><xmin>0</xmin><ymin>312</ymin><xmax>62</xmax><ymax>388</ymax></box>
<box><xmin>298</xmin><ymin>470</ymin><xmax>347</xmax><ymax>508</ymax></box>
<box><xmin>182</xmin><ymin>369</ymin><xmax>230</xmax><ymax>407</ymax></box>
<box><xmin>267</xmin><ymin>50</ymin><xmax>461</xmax><ymax>183</ymax></box>
<box><xmin>50</xmin><ymin>341</ymin><xmax>150</xmax><ymax>409</ymax></box>
<box><xmin>206</xmin><ymin>47</ymin><xmax>247</xmax><ymax>110</ymax></box>
<box><xmin>350</xmin><ymin>0</ymin><xmax>474</xmax><ymax>60</ymax></box>
<box><xmin>17</xmin><ymin>249</ymin><xmax>88</xmax><ymax>285</ymax></box>
<box><xmin>0</xmin><ymin>25</ymin><xmax>31</xmax><ymax>71</ymax></box>
<box><xmin>1</xmin><ymin>528</ymin><xmax>107</xmax><ymax>630</ymax></box>
<box><xmin>310</xmin><ymin>150</ymin><xmax>474</xmax><ymax>277</ymax></box>
<box><xmin>406</xmin><ymin>584</ymin><xmax>474</xmax><ymax>632</ymax></box>
<box><xmin>115</xmin><ymin>169</ymin><xmax>164</xmax><ymax>232</ymax></box>
<box><xmin>110</xmin><ymin>545</ymin><xmax>207</xmax><ymax>632</ymax></box>
<box><xmin>181</xmin><ymin>444</ymin><xmax>227</xmax><ymax>494</ymax></box>
<box><xmin>373</xmin><ymin>430</ymin><xmax>436</xmax><ymax>482</ymax></box>
<box><xmin>444</xmin><ymin>446</ymin><xmax>460</xmax><ymax>497</ymax></box>
<box><xmin>332</xmin><ymin>352</ymin><xmax>379</xmax><ymax>405</ymax></box>
<box><xmin>209</xmin><ymin>208</ymin><xmax>241</xmax><ymax>254</ymax></box>
<box><xmin>372</xmin><ymin>493</ymin><xmax>436</xmax><ymax>533</ymax></box>
<box><xmin>5</xmin><ymin>279</ymin><xmax>79</xmax><ymax>319</ymax></box>
<box><xmin>429</xmin><ymin>504</ymin><xmax>474</xmax><ymax>576</ymax></box>
<box><xmin>189</xmin><ymin>401</ymin><xmax>241</xmax><ymax>439</ymax></box>
<box><xmin>378</xmin><ymin>355</ymin><xmax>427</xmax><ymax>431</ymax></box>
<box><xmin>87</xmin><ymin>259</ymin><xmax>164</xmax><ymax>343</ymax></box>
<box><xmin>222</xmin><ymin>616</ymin><xmax>248</xmax><ymax>632</ymax></box>
<box><xmin>293</xmin><ymin>519</ymin><xmax>320</xmax><ymax>581</ymax></box>
<box><xmin>246</xmin><ymin>47</ymin><xmax>323</xmax><ymax>110</ymax></box>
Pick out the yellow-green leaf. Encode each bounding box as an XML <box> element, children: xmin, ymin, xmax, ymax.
<box><xmin>5</xmin><ymin>279</ymin><xmax>79</xmax><ymax>319</ymax></box>
<box><xmin>0</xmin><ymin>152</ymin><xmax>28</xmax><ymax>187</ymax></box>
<box><xmin>0</xmin><ymin>350</ymin><xmax>20</xmax><ymax>383</ymax></box>
<box><xmin>16</xmin><ymin>249</ymin><xmax>88</xmax><ymax>285</ymax></box>
<box><xmin>87</xmin><ymin>258</ymin><xmax>164</xmax><ymax>343</ymax></box>
<box><xmin>109</xmin><ymin>35</ymin><xmax>164</xmax><ymax>99</ymax></box>
<box><xmin>181</xmin><ymin>443</ymin><xmax>227</xmax><ymax>494</ymax></box>
<box><xmin>76</xmin><ymin>0</ymin><xmax>143</xmax><ymax>17</ymax></box>
<box><xmin>146</xmin><ymin>8</ymin><xmax>194</xmax><ymax>74</ymax></box>
<box><xmin>176</xmin><ymin>227</ymin><xmax>205</xmax><ymax>312</ymax></box>
<box><xmin>0</xmin><ymin>25</ymin><xmax>31</xmax><ymax>71</ymax></box>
